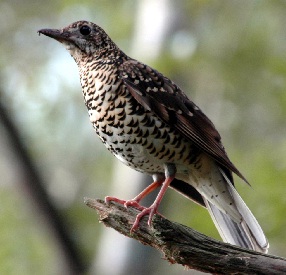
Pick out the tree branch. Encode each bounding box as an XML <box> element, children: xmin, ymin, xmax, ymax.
<box><xmin>85</xmin><ymin>198</ymin><xmax>286</xmax><ymax>275</ymax></box>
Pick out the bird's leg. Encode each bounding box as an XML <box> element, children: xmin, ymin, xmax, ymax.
<box><xmin>124</xmin><ymin>179</ymin><xmax>163</xmax><ymax>209</ymax></box>
<box><xmin>131</xmin><ymin>176</ymin><xmax>174</xmax><ymax>231</ymax></box>
<box><xmin>131</xmin><ymin>164</ymin><xmax>176</xmax><ymax>232</ymax></box>
<box><xmin>105</xmin><ymin>179</ymin><xmax>163</xmax><ymax>211</ymax></box>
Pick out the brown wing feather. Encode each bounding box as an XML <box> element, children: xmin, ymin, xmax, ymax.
<box><xmin>119</xmin><ymin>59</ymin><xmax>248</xmax><ymax>183</ymax></box>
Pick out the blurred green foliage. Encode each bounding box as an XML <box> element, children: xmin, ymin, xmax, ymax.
<box><xmin>0</xmin><ymin>0</ymin><xmax>286</xmax><ymax>274</ymax></box>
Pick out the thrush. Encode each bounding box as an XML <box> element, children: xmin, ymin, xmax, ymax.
<box><xmin>39</xmin><ymin>21</ymin><xmax>269</xmax><ymax>253</ymax></box>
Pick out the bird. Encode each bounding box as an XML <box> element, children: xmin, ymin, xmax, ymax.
<box><xmin>38</xmin><ymin>20</ymin><xmax>269</xmax><ymax>253</ymax></box>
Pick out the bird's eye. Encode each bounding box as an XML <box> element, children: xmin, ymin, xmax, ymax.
<box><xmin>80</xmin><ymin>25</ymin><xmax>91</xmax><ymax>35</ymax></box>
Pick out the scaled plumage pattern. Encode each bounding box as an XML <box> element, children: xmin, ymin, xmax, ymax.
<box><xmin>39</xmin><ymin>21</ymin><xmax>268</xmax><ymax>253</ymax></box>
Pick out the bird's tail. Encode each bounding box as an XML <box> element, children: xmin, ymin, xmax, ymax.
<box><xmin>205</xmin><ymin>199</ymin><xmax>268</xmax><ymax>252</ymax></box>
<box><xmin>200</xmin><ymin>167</ymin><xmax>269</xmax><ymax>253</ymax></box>
<box><xmin>171</xmin><ymin>159</ymin><xmax>269</xmax><ymax>253</ymax></box>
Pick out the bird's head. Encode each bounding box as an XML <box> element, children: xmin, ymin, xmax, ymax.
<box><xmin>38</xmin><ymin>21</ymin><xmax>116</xmax><ymax>62</ymax></box>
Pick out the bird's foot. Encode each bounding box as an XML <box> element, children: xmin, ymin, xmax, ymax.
<box><xmin>105</xmin><ymin>196</ymin><xmax>145</xmax><ymax>211</ymax></box>
<box><xmin>105</xmin><ymin>196</ymin><xmax>127</xmax><ymax>206</ymax></box>
<box><xmin>106</xmin><ymin>174</ymin><xmax>174</xmax><ymax>233</ymax></box>
<box><xmin>105</xmin><ymin>196</ymin><xmax>158</xmax><ymax>232</ymax></box>
<box><xmin>124</xmin><ymin>199</ymin><xmax>145</xmax><ymax>211</ymax></box>
<box><xmin>130</xmin><ymin>174</ymin><xmax>174</xmax><ymax>232</ymax></box>
<box><xmin>131</xmin><ymin>203</ymin><xmax>158</xmax><ymax>232</ymax></box>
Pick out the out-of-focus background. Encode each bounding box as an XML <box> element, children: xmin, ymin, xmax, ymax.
<box><xmin>1</xmin><ymin>0</ymin><xmax>286</xmax><ymax>274</ymax></box>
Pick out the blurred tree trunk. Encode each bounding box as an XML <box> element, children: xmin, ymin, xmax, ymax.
<box><xmin>0</xmin><ymin>92</ymin><xmax>85</xmax><ymax>274</ymax></box>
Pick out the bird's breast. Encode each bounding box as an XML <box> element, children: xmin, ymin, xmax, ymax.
<box><xmin>79</xmin><ymin>64</ymin><xmax>200</xmax><ymax>175</ymax></box>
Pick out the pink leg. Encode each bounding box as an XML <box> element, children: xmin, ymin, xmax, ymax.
<box><xmin>105</xmin><ymin>180</ymin><xmax>163</xmax><ymax>211</ymax></box>
<box><xmin>131</xmin><ymin>175</ymin><xmax>175</xmax><ymax>232</ymax></box>
<box><xmin>124</xmin><ymin>180</ymin><xmax>163</xmax><ymax>209</ymax></box>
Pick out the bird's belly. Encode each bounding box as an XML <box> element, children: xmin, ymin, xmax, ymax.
<box><xmin>91</xmin><ymin>107</ymin><xmax>200</xmax><ymax>176</ymax></box>
<box><xmin>84</xmin><ymin>83</ymin><xmax>200</xmax><ymax>176</ymax></box>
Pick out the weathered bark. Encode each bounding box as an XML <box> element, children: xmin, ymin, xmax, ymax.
<box><xmin>85</xmin><ymin>198</ymin><xmax>286</xmax><ymax>275</ymax></box>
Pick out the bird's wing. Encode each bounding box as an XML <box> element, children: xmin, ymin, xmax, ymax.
<box><xmin>119</xmin><ymin>59</ymin><xmax>247</xmax><ymax>183</ymax></box>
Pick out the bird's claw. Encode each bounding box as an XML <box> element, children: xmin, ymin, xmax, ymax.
<box><xmin>124</xmin><ymin>200</ymin><xmax>145</xmax><ymax>211</ymax></box>
<box><xmin>105</xmin><ymin>196</ymin><xmax>127</xmax><ymax>205</ymax></box>
<box><xmin>105</xmin><ymin>196</ymin><xmax>145</xmax><ymax>210</ymax></box>
<box><xmin>130</xmin><ymin>205</ymin><xmax>157</xmax><ymax>232</ymax></box>
<box><xmin>105</xmin><ymin>196</ymin><xmax>159</xmax><ymax>233</ymax></box>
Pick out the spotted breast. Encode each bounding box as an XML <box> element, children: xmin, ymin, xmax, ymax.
<box><xmin>79</xmin><ymin>56</ymin><xmax>201</xmax><ymax>177</ymax></box>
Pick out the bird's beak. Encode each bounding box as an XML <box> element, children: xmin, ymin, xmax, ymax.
<box><xmin>38</xmin><ymin>28</ymin><xmax>70</xmax><ymax>43</ymax></box>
